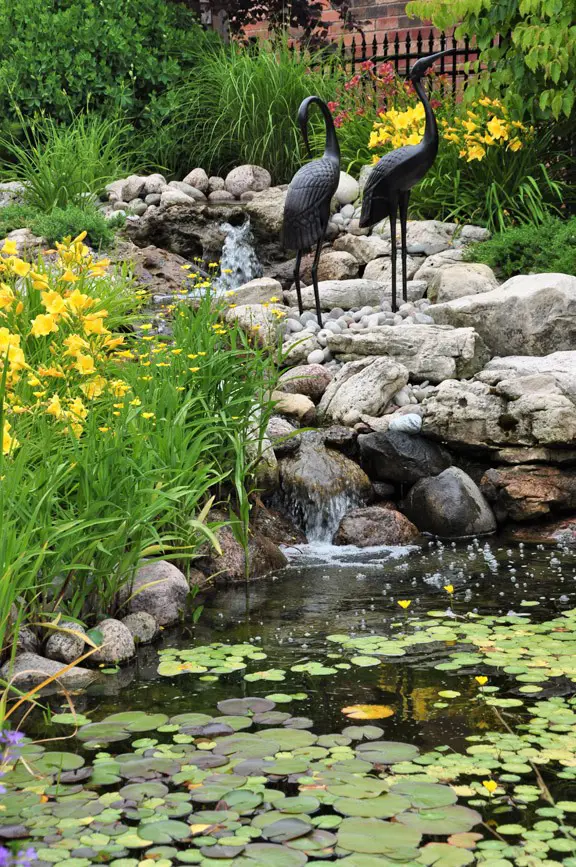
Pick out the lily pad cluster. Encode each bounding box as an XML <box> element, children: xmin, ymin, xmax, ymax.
<box><xmin>1</xmin><ymin>696</ymin><xmax>485</xmax><ymax>867</ymax></box>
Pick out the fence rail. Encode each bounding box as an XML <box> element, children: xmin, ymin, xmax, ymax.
<box><xmin>291</xmin><ymin>29</ymin><xmax>499</xmax><ymax>97</ymax></box>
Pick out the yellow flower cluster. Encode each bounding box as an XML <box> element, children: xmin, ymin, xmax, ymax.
<box><xmin>368</xmin><ymin>97</ymin><xmax>531</xmax><ymax>164</ymax></box>
<box><xmin>441</xmin><ymin>97</ymin><xmax>529</xmax><ymax>162</ymax></box>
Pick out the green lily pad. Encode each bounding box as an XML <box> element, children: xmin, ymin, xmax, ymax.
<box><xmin>334</xmin><ymin>794</ymin><xmax>411</xmax><ymax>818</ymax></box>
<box><xmin>396</xmin><ymin>805</ymin><xmax>481</xmax><ymax>835</ymax></box>
<box><xmin>391</xmin><ymin>782</ymin><xmax>458</xmax><ymax>809</ymax></box>
<box><xmin>338</xmin><ymin>817</ymin><xmax>422</xmax><ymax>854</ymax></box>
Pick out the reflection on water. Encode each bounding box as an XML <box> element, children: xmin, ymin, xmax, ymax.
<box><xmin>35</xmin><ymin>539</ymin><xmax>576</xmax><ymax>753</ymax></box>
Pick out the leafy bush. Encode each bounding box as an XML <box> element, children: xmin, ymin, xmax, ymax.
<box><xmin>0</xmin><ymin>0</ymin><xmax>216</xmax><ymax>128</ymax></box>
<box><xmin>0</xmin><ymin>204</ymin><xmax>37</xmax><ymax>238</ymax></box>
<box><xmin>144</xmin><ymin>40</ymin><xmax>344</xmax><ymax>182</ymax></box>
<box><xmin>464</xmin><ymin>216</ymin><xmax>576</xmax><ymax>279</ymax></box>
<box><xmin>0</xmin><ymin>238</ymin><xmax>279</xmax><ymax>651</ymax></box>
<box><xmin>1</xmin><ymin>113</ymin><xmax>138</xmax><ymax>211</ymax></box>
<box><xmin>31</xmin><ymin>205</ymin><xmax>115</xmax><ymax>248</ymax></box>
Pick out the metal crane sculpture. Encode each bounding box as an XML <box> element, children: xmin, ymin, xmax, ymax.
<box><xmin>282</xmin><ymin>96</ymin><xmax>341</xmax><ymax>328</ymax></box>
<box><xmin>359</xmin><ymin>49</ymin><xmax>454</xmax><ymax>312</ymax></box>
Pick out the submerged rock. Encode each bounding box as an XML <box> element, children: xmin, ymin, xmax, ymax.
<box><xmin>403</xmin><ymin>467</ymin><xmax>496</xmax><ymax>539</ymax></box>
<box><xmin>0</xmin><ymin>653</ymin><xmax>100</xmax><ymax>689</ymax></box>
<box><xmin>334</xmin><ymin>505</ymin><xmax>419</xmax><ymax>547</ymax></box>
<box><xmin>358</xmin><ymin>431</ymin><xmax>452</xmax><ymax>485</ymax></box>
<box><xmin>319</xmin><ymin>357</ymin><xmax>409</xmax><ymax>425</ymax></box>
<box><xmin>480</xmin><ymin>465</ymin><xmax>576</xmax><ymax>522</ymax></box>
<box><xmin>279</xmin><ymin>432</ymin><xmax>372</xmax><ymax>542</ymax></box>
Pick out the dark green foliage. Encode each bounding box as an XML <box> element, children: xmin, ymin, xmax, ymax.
<box><xmin>0</xmin><ymin>0</ymin><xmax>217</xmax><ymax>128</ymax></box>
<box><xmin>464</xmin><ymin>216</ymin><xmax>576</xmax><ymax>279</ymax></box>
<box><xmin>0</xmin><ymin>203</ymin><xmax>37</xmax><ymax>238</ymax></box>
<box><xmin>30</xmin><ymin>205</ymin><xmax>115</xmax><ymax>248</ymax></box>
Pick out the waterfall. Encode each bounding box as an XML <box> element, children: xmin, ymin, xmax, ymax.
<box><xmin>292</xmin><ymin>489</ymin><xmax>365</xmax><ymax>545</ymax></box>
<box><xmin>216</xmin><ymin>220</ymin><xmax>263</xmax><ymax>294</ymax></box>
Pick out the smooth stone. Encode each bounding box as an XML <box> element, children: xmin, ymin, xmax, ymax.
<box><xmin>428</xmin><ymin>262</ymin><xmax>498</xmax><ymax>304</ymax></box>
<box><xmin>142</xmin><ymin>173</ymin><xmax>168</xmax><ymax>195</ymax></box>
<box><xmin>307</xmin><ymin>348</ymin><xmax>325</xmax><ymax>364</ymax></box>
<box><xmin>272</xmin><ymin>391</ymin><xmax>316</xmax><ymax>424</ymax></box>
<box><xmin>319</xmin><ymin>357</ymin><xmax>409</xmax><ymax>426</ymax></box>
<box><xmin>45</xmin><ymin>621</ymin><xmax>87</xmax><ymax>664</ymax></box>
<box><xmin>389</xmin><ymin>413</ymin><xmax>423</xmax><ymax>434</ymax></box>
<box><xmin>359</xmin><ymin>430</ymin><xmax>452</xmax><ymax>485</ymax></box>
<box><xmin>124</xmin><ymin>560</ymin><xmax>197</xmax><ymax>626</ymax></box>
<box><xmin>182</xmin><ymin>167</ymin><xmax>209</xmax><ymax>193</ymax></box>
<box><xmin>403</xmin><ymin>467</ymin><xmax>496</xmax><ymax>539</ymax></box>
<box><xmin>0</xmin><ymin>653</ymin><xmax>100</xmax><ymax>689</ymax></box>
<box><xmin>333</xmin><ymin>505</ymin><xmax>419</xmax><ymax>547</ymax></box>
<box><xmin>277</xmin><ymin>363</ymin><xmax>333</xmax><ymax>401</ymax></box>
<box><xmin>168</xmin><ymin>180</ymin><xmax>207</xmax><ymax>201</ymax></box>
<box><xmin>225</xmin><ymin>164</ymin><xmax>272</xmax><ymax>197</ymax></box>
<box><xmin>145</xmin><ymin>193</ymin><xmax>161</xmax><ymax>205</ymax></box>
<box><xmin>121</xmin><ymin>612</ymin><xmax>159</xmax><ymax>645</ymax></box>
<box><xmin>335</xmin><ymin>171</ymin><xmax>360</xmax><ymax>205</ymax></box>
<box><xmin>91</xmin><ymin>619</ymin><xmax>135</xmax><ymax>664</ymax></box>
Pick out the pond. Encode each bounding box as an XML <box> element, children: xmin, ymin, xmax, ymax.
<box><xmin>4</xmin><ymin>538</ymin><xmax>576</xmax><ymax>866</ymax></box>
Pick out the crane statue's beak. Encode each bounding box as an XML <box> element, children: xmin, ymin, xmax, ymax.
<box><xmin>409</xmin><ymin>48</ymin><xmax>455</xmax><ymax>81</ymax></box>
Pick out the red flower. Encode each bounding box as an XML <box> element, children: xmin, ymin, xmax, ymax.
<box><xmin>327</xmin><ymin>101</ymin><xmax>340</xmax><ymax>112</ymax></box>
<box><xmin>430</xmin><ymin>99</ymin><xmax>442</xmax><ymax>110</ymax></box>
<box><xmin>344</xmin><ymin>73</ymin><xmax>361</xmax><ymax>91</ymax></box>
<box><xmin>361</xmin><ymin>60</ymin><xmax>374</xmax><ymax>72</ymax></box>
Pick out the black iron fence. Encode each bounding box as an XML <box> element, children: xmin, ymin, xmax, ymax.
<box><xmin>292</xmin><ymin>29</ymin><xmax>499</xmax><ymax>97</ymax></box>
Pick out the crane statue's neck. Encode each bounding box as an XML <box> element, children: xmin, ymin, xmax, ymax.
<box><xmin>318</xmin><ymin>100</ymin><xmax>340</xmax><ymax>165</ymax></box>
<box><xmin>413</xmin><ymin>77</ymin><xmax>438</xmax><ymax>157</ymax></box>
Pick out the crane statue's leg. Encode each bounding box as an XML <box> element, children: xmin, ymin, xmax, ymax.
<box><xmin>293</xmin><ymin>250</ymin><xmax>303</xmax><ymax>316</ymax></box>
<box><xmin>389</xmin><ymin>197</ymin><xmax>398</xmax><ymax>313</ymax></box>
<box><xmin>311</xmin><ymin>238</ymin><xmax>324</xmax><ymax>328</ymax></box>
<box><xmin>399</xmin><ymin>191</ymin><xmax>410</xmax><ymax>305</ymax></box>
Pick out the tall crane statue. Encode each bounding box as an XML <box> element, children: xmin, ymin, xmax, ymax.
<box><xmin>359</xmin><ymin>49</ymin><xmax>454</xmax><ymax>311</ymax></box>
<box><xmin>282</xmin><ymin>96</ymin><xmax>341</xmax><ymax>328</ymax></box>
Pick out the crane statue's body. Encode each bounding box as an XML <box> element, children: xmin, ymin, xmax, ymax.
<box><xmin>283</xmin><ymin>96</ymin><xmax>341</xmax><ymax>328</ymax></box>
<box><xmin>359</xmin><ymin>49</ymin><xmax>453</xmax><ymax>311</ymax></box>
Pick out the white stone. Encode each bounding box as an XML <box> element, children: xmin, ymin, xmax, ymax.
<box><xmin>333</xmin><ymin>232</ymin><xmax>391</xmax><ymax>264</ymax></box>
<box><xmin>143</xmin><ymin>173</ymin><xmax>168</xmax><ymax>195</ymax></box>
<box><xmin>428</xmin><ymin>262</ymin><xmax>499</xmax><ymax>304</ymax></box>
<box><xmin>319</xmin><ymin>356</ymin><xmax>409</xmax><ymax>425</ymax></box>
<box><xmin>208</xmin><ymin>190</ymin><xmax>235</xmax><ymax>203</ymax></box>
<box><xmin>183</xmin><ymin>167</ymin><xmax>209</xmax><ymax>193</ymax></box>
<box><xmin>285</xmin><ymin>279</ymin><xmax>388</xmax><ymax>311</ymax></box>
<box><xmin>335</xmin><ymin>171</ymin><xmax>360</xmax><ymax>205</ymax></box>
<box><xmin>377</xmin><ymin>219</ymin><xmax>457</xmax><ymax>255</ymax></box>
<box><xmin>160</xmin><ymin>189</ymin><xmax>197</xmax><ymax>207</ymax></box>
<box><xmin>363</xmin><ymin>253</ymin><xmax>424</xmax><ymax>282</ymax></box>
<box><xmin>168</xmin><ymin>180</ymin><xmax>207</xmax><ymax>201</ymax></box>
<box><xmin>389</xmin><ymin>412</ymin><xmax>423</xmax><ymax>434</ymax></box>
<box><xmin>226</xmin><ymin>303</ymin><xmax>289</xmax><ymax>346</ymax></box>
<box><xmin>227</xmin><ymin>277</ymin><xmax>283</xmax><ymax>306</ymax></box>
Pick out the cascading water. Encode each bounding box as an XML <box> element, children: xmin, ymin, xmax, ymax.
<box><xmin>216</xmin><ymin>220</ymin><xmax>263</xmax><ymax>294</ymax></box>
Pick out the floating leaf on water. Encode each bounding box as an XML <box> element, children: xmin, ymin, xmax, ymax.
<box><xmin>334</xmin><ymin>794</ymin><xmax>411</xmax><ymax>819</ymax></box>
<box><xmin>391</xmin><ymin>782</ymin><xmax>458</xmax><ymax>809</ymax></box>
<box><xmin>342</xmin><ymin>706</ymin><xmax>394</xmax><ymax>721</ymax></box>
<box><xmin>244</xmin><ymin>669</ymin><xmax>286</xmax><ymax>683</ymax></box>
<box><xmin>337</xmin><ymin>816</ymin><xmax>422</xmax><ymax>854</ymax></box>
<box><xmin>350</xmin><ymin>656</ymin><xmax>380</xmax><ymax>668</ymax></box>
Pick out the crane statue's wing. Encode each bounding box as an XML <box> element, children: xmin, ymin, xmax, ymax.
<box><xmin>282</xmin><ymin>158</ymin><xmax>339</xmax><ymax>250</ymax></box>
<box><xmin>359</xmin><ymin>146</ymin><xmax>417</xmax><ymax>228</ymax></box>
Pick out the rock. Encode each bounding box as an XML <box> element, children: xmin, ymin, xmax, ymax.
<box><xmin>16</xmin><ymin>625</ymin><xmax>39</xmax><ymax>654</ymax></box>
<box><xmin>333</xmin><ymin>233</ymin><xmax>391</xmax><ymax>264</ymax></box>
<box><xmin>106</xmin><ymin>178</ymin><xmax>125</xmax><ymax>201</ymax></box>
<box><xmin>112</xmin><ymin>241</ymin><xmax>191</xmax><ymax>296</ymax></box>
<box><xmin>183</xmin><ymin>168</ymin><xmax>210</xmax><ymax>193</ymax></box>
<box><xmin>373</xmin><ymin>481</ymin><xmax>395</xmax><ymax>499</ymax></box>
<box><xmin>358</xmin><ymin>163</ymin><xmax>374</xmax><ymax>192</ymax></box>
<box><xmin>316</xmin><ymin>250</ymin><xmax>360</xmax><ymax>281</ymax></box>
<box><xmin>121</xmin><ymin>612</ymin><xmax>159</xmax><ymax>645</ymax></box>
<box><xmin>160</xmin><ymin>188</ymin><xmax>198</xmax><ymax>207</ymax></box>
<box><xmin>307</xmin><ymin>348</ymin><xmax>325</xmax><ymax>364</ymax></box>
<box><xmin>0</xmin><ymin>653</ymin><xmax>100</xmax><ymax>690</ymax></box>
<box><xmin>122</xmin><ymin>175</ymin><xmax>147</xmax><ymax>202</ymax></box>
<box><xmin>283</xmin><ymin>333</ymin><xmax>318</xmax><ymax>365</ymax></box>
<box><xmin>267</xmin><ymin>415</ymin><xmax>299</xmax><ymax>456</ymax></box>
<box><xmin>480</xmin><ymin>465</ymin><xmax>576</xmax><ymax>522</ymax></box>
<box><xmin>277</xmin><ymin>363</ymin><xmax>333</xmax><ymax>402</ymax></box>
<box><xmin>279</xmin><ymin>432</ymin><xmax>372</xmax><ymax>540</ymax></box>
<box><xmin>358</xmin><ymin>430</ymin><xmax>452</xmax><ymax>484</ymax></box>
<box><xmin>335</xmin><ymin>171</ymin><xmax>360</xmax><ymax>205</ymax></box>
<box><xmin>428</xmin><ymin>263</ymin><xmax>498</xmax><ymax>303</ymax></box>
<box><xmin>0</xmin><ymin>181</ymin><xmax>25</xmax><ymax>206</ymax></box>
<box><xmin>129</xmin><ymin>199</ymin><xmax>148</xmax><ymax>216</ymax></box>
<box><xmin>378</xmin><ymin>219</ymin><xmax>457</xmax><ymax>255</ymax></box>
<box><xmin>389</xmin><ymin>413</ymin><xmax>423</xmax><ymax>434</ymax></box>
<box><xmin>112</xmin><ymin>200</ymin><xmax>129</xmax><ymax>211</ymax></box>
<box><xmin>245</xmin><ymin>187</ymin><xmax>287</xmax><ymax>237</ymax></box>
<box><xmin>328</xmin><ymin>324</ymin><xmax>489</xmax><ymax>383</ymax></box>
<box><xmin>333</xmin><ymin>505</ymin><xmax>419</xmax><ymax>546</ymax></box>
<box><xmin>168</xmin><ymin>181</ymin><xmax>207</xmax><ymax>201</ymax></box>
<box><xmin>429</xmin><ymin>273</ymin><xmax>576</xmax><ymax>357</ymax></box>
<box><xmin>506</xmin><ymin>515</ymin><xmax>576</xmax><ymax>546</ymax></box>
<box><xmin>228</xmin><ymin>276</ymin><xmax>283</xmax><ymax>305</ymax></box>
<box><xmin>363</xmin><ymin>254</ymin><xmax>424</xmax><ymax>282</ymax></box>
<box><xmin>403</xmin><ymin>467</ymin><xmax>496</xmax><ymax>538</ymax></box>
<box><xmin>196</xmin><ymin>517</ymin><xmax>287</xmax><ymax>582</ymax></box>
<box><xmin>323</xmin><ymin>425</ymin><xmax>358</xmax><ymax>457</ymax></box>
<box><xmin>413</xmin><ymin>248</ymin><xmax>465</xmax><ymax>285</ymax></box>
<box><xmin>285</xmin><ymin>279</ymin><xmax>390</xmax><ymax>311</ymax></box>
<box><xmin>45</xmin><ymin>622</ymin><xmax>87</xmax><ymax>664</ymax></box>
<box><xmin>91</xmin><ymin>619</ymin><xmax>135</xmax><ymax>664</ymax></box>
<box><xmin>1</xmin><ymin>228</ymin><xmax>46</xmax><ymax>258</ymax></box>
<box><xmin>143</xmin><ymin>173</ymin><xmax>168</xmax><ymax>195</ymax></box>
<box><xmin>225</xmin><ymin>165</ymin><xmax>272</xmax><ymax>198</ymax></box>
<box><xmin>209</xmin><ymin>176</ymin><xmax>225</xmax><ymax>192</ymax></box>
<box><xmin>125</xmin><ymin>560</ymin><xmax>197</xmax><ymax>626</ymax></box>
<box><xmin>319</xmin><ymin>357</ymin><xmax>409</xmax><ymax>425</ymax></box>
<box><xmin>226</xmin><ymin>303</ymin><xmax>288</xmax><ymax>346</ymax></box>
<box><xmin>208</xmin><ymin>190</ymin><xmax>236</xmax><ymax>203</ymax></box>
<box><xmin>460</xmin><ymin>224</ymin><xmax>491</xmax><ymax>243</ymax></box>
<box><xmin>253</xmin><ymin>504</ymin><xmax>307</xmax><ymax>546</ymax></box>
<box><xmin>272</xmin><ymin>391</ymin><xmax>316</xmax><ymax>423</ymax></box>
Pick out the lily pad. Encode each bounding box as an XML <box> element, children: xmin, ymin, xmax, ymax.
<box><xmin>338</xmin><ymin>817</ymin><xmax>422</xmax><ymax>854</ymax></box>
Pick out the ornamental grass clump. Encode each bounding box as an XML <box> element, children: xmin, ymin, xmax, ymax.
<box><xmin>0</xmin><ymin>241</ymin><xmax>279</xmax><ymax>653</ymax></box>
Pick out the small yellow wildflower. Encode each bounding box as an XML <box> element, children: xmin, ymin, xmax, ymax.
<box><xmin>142</xmin><ymin>412</ymin><xmax>155</xmax><ymax>419</ymax></box>
<box><xmin>443</xmin><ymin>584</ymin><xmax>454</xmax><ymax>595</ymax></box>
<box><xmin>475</xmin><ymin>676</ymin><xmax>488</xmax><ymax>686</ymax></box>
<box><xmin>140</xmin><ymin>323</ymin><xmax>153</xmax><ymax>331</ymax></box>
<box><xmin>31</xmin><ymin>313</ymin><xmax>59</xmax><ymax>337</ymax></box>
<box><xmin>61</xmin><ymin>269</ymin><xmax>79</xmax><ymax>283</ymax></box>
<box><xmin>397</xmin><ymin>600</ymin><xmax>411</xmax><ymax>609</ymax></box>
<box><xmin>2</xmin><ymin>419</ymin><xmax>19</xmax><ymax>454</ymax></box>
<box><xmin>1</xmin><ymin>239</ymin><xmax>18</xmax><ymax>256</ymax></box>
<box><xmin>189</xmin><ymin>367</ymin><xmax>200</xmax><ymax>373</ymax></box>
<box><xmin>482</xmin><ymin>780</ymin><xmax>498</xmax><ymax>794</ymax></box>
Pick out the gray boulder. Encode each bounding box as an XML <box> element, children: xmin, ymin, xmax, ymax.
<box><xmin>285</xmin><ymin>279</ymin><xmax>389</xmax><ymax>311</ymax></box>
<box><xmin>143</xmin><ymin>173</ymin><xmax>168</xmax><ymax>195</ymax></box>
<box><xmin>126</xmin><ymin>560</ymin><xmax>196</xmax><ymax>626</ymax></box>
<box><xmin>168</xmin><ymin>181</ymin><xmax>207</xmax><ymax>201</ymax></box>
<box><xmin>91</xmin><ymin>619</ymin><xmax>135</xmax><ymax>664</ymax></box>
<box><xmin>319</xmin><ymin>357</ymin><xmax>409</xmax><ymax>425</ymax></box>
<box><xmin>334</xmin><ymin>505</ymin><xmax>419</xmax><ymax>547</ymax></box>
<box><xmin>45</xmin><ymin>621</ymin><xmax>87</xmax><ymax>664</ymax></box>
<box><xmin>316</xmin><ymin>250</ymin><xmax>360</xmax><ymax>281</ymax></box>
<box><xmin>363</xmin><ymin>253</ymin><xmax>424</xmax><ymax>282</ymax></box>
<box><xmin>413</xmin><ymin>248</ymin><xmax>464</xmax><ymax>285</ymax></box>
<box><xmin>0</xmin><ymin>653</ymin><xmax>100</xmax><ymax>689</ymax></box>
<box><xmin>377</xmin><ymin>220</ymin><xmax>457</xmax><ymax>255</ymax></box>
<box><xmin>428</xmin><ymin>273</ymin><xmax>576</xmax><ymax>357</ymax></box>
<box><xmin>277</xmin><ymin>363</ymin><xmax>333</xmax><ymax>402</ymax></box>
<box><xmin>122</xmin><ymin>175</ymin><xmax>147</xmax><ymax>202</ymax></box>
<box><xmin>228</xmin><ymin>276</ymin><xmax>283</xmax><ymax>305</ymax></box>
<box><xmin>266</xmin><ymin>415</ymin><xmax>300</xmax><ymax>456</ymax></box>
<box><xmin>226</xmin><ymin>303</ymin><xmax>289</xmax><ymax>346</ymax></box>
<box><xmin>208</xmin><ymin>190</ymin><xmax>236</xmax><ymax>203</ymax></box>
<box><xmin>121</xmin><ymin>612</ymin><xmax>159</xmax><ymax>645</ymax></box>
<box><xmin>327</xmin><ymin>324</ymin><xmax>489</xmax><ymax>383</ymax></box>
<box><xmin>244</xmin><ymin>187</ymin><xmax>287</xmax><ymax>236</ymax></box>
<box><xmin>333</xmin><ymin>232</ymin><xmax>391</xmax><ymax>264</ymax></box>
<box><xmin>428</xmin><ymin>263</ymin><xmax>498</xmax><ymax>304</ymax></box>
<box><xmin>183</xmin><ymin>168</ymin><xmax>209</xmax><ymax>193</ymax></box>
<box><xmin>208</xmin><ymin>176</ymin><xmax>225</xmax><ymax>192</ymax></box>
<box><xmin>160</xmin><ymin>189</ymin><xmax>197</xmax><ymax>207</ymax></box>
<box><xmin>358</xmin><ymin>430</ymin><xmax>452</xmax><ymax>484</ymax></box>
<box><xmin>403</xmin><ymin>467</ymin><xmax>496</xmax><ymax>538</ymax></box>
<box><xmin>225</xmin><ymin>165</ymin><xmax>272</xmax><ymax>197</ymax></box>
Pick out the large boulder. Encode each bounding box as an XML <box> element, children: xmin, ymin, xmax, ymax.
<box><xmin>183</xmin><ymin>168</ymin><xmax>209</xmax><ymax>193</ymax></box>
<box><xmin>225</xmin><ymin>165</ymin><xmax>272</xmax><ymax>198</ymax></box>
<box><xmin>228</xmin><ymin>276</ymin><xmax>283</xmax><ymax>305</ymax></box>
<box><xmin>124</xmin><ymin>560</ymin><xmax>198</xmax><ymax>626</ymax></box>
<box><xmin>413</xmin><ymin>248</ymin><xmax>464</xmax><ymax>284</ymax></box>
<box><xmin>333</xmin><ymin>233</ymin><xmax>391</xmax><ymax>264</ymax></box>
<box><xmin>422</xmin><ymin>355</ymin><xmax>576</xmax><ymax>454</ymax></box>
<box><xmin>480</xmin><ymin>465</ymin><xmax>576</xmax><ymax>522</ymax></box>
<box><xmin>121</xmin><ymin>174</ymin><xmax>147</xmax><ymax>202</ymax></box>
<box><xmin>244</xmin><ymin>187</ymin><xmax>287</xmax><ymax>237</ymax></box>
<box><xmin>225</xmin><ymin>303</ymin><xmax>288</xmax><ymax>346</ymax></box>
<box><xmin>271</xmin><ymin>249</ymin><xmax>359</xmax><ymax>287</ymax></box>
<box><xmin>428</xmin><ymin>263</ymin><xmax>498</xmax><ymax>304</ymax></box>
<box><xmin>358</xmin><ymin>430</ymin><xmax>452</xmax><ymax>484</ymax></box>
<box><xmin>277</xmin><ymin>364</ymin><xmax>332</xmax><ymax>402</ymax></box>
<box><xmin>113</xmin><ymin>241</ymin><xmax>191</xmax><ymax>296</ymax></box>
<box><xmin>363</xmin><ymin>253</ymin><xmax>424</xmax><ymax>282</ymax></box>
<box><xmin>377</xmin><ymin>220</ymin><xmax>457</xmax><ymax>255</ymax></box>
<box><xmin>403</xmin><ymin>467</ymin><xmax>496</xmax><ymax>538</ymax></box>
<box><xmin>285</xmin><ymin>279</ymin><xmax>388</xmax><ymax>311</ymax></box>
<box><xmin>319</xmin><ymin>357</ymin><xmax>409</xmax><ymax>425</ymax></box>
<box><xmin>0</xmin><ymin>653</ymin><xmax>100</xmax><ymax>690</ymax></box>
<box><xmin>333</xmin><ymin>505</ymin><xmax>419</xmax><ymax>546</ymax></box>
<box><xmin>428</xmin><ymin>273</ymin><xmax>576</xmax><ymax>357</ymax></box>
<box><xmin>168</xmin><ymin>180</ymin><xmax>207</xmax><ymax>201</ymax></box>
<box><xmin>121</xmin><ymin>612</ymin><xmax>159</xmax><ymax>645</ymax></box>
<box><xmin>196</xmin><ymin>520</ymin><xmax>287</xmax><ymax>582</ymax></box>
<box><xmin>327</xmin><ymin>324</ymin><xmax>489</xmax><ymax>383</ymax></box>
<box><xmin>279</xmin><ymin>432</ymin><xmax>372</xmax><ymax>541</ymax></box>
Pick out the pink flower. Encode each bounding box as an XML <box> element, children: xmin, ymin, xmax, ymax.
<box><xmin>361</xmin><ymin>60</ymin><xmax>374</xmax><ymax>72</ymax></box>
<box><xmin>327</xmin><ymin>101</ymin><xmax>340</xmax><ymax>112</ymax></box>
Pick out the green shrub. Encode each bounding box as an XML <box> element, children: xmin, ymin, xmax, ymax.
<box><xmin>145</xmin><ymin>40</ymin><xmax>344</xmax><ymax>182</ymax></box>
<box><xmin>30</xmin><ymin>204</ymin><xmax>115</xmax><ymax>248</ymax></box>
<box><xmin>464</xmin><ymin>216</ymin><xmax>576</xmax><ymax>279</ymax></box>
<box><xmin>0</xmin><ymin>0</ymin><xmax>216</xmax><ymax>128</ymax></box>
<box><xmin>0</xmin><ymin>203</ymin><xmax>37</xmax><ymax>238</ymax></box>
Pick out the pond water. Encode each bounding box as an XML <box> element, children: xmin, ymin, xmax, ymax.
<box><xmin>6</xmin><ymin>538</ymin><xmax>576</xmax><ymax>865</ymax></box>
